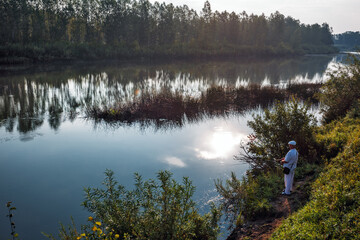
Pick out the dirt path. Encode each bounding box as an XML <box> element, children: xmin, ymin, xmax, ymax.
<box><xmin>226</xmin><ymin>178</ymin><xmax>310</xmax><ymax>240</ymax></box>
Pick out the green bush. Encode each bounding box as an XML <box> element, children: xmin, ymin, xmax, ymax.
<box><xmin>215</xmin><ymin>171</ymin><xmax>282</xmax><ymax>227</ymax></box>
<box><xmin>316</xmin><ymin>117</ymin><xmax>360</xmax><ymax>160</ymax></box>
<box><xmin>237</xmin><ymin>97</ymin><xmax>318</xmax><ymax>173</ymax></box>
<box><xmin>51</xmin><ymin>170</ymin><xmax>221</xmax><ymax>240</ymax></box>
<box><xmin>216</xmin><ymin>97</ymin><xmax>321</xmax><ymax>229</ymax></box>
<box><xmin>294</xmin><ymin>162</ymin><xmax>322</xmax><ymax>180</ymax></box>
<box><xmin>319</xmin><ymin>54</ymin><xmax>360</xmax><ymax>123</ymax></box>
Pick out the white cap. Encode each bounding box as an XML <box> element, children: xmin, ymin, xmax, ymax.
<box><xmin>288</xmin><ymin>140</ymin><xmax>296</xmax><ymax>145</ymax></box>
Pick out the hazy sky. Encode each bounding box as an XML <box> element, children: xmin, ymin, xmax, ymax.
<box><xmin>149</xmin><ymin>0</ymin><xmax>360</xmax><ymax>34</ymax></box>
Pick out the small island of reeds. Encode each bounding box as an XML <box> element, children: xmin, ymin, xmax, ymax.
<box><xmin>86</xmin><ymin>83</ymin><xmax>322</xmax><ymax>129</ymax></box>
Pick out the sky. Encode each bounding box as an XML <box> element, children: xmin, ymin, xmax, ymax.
<box><xmin>149</xmin><ymin>0</ymin><xmax>360</xmax><ymax>34</ymax></box>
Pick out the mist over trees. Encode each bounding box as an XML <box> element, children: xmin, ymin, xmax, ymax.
<box><xmin>333</xmin><ymin>31</ymin><xmax>360</xmax><ymax>50</ymax></box>
<box><xmin>0</xmin><ymin>0</ymin><xmax>336</xmax><ymax>62</ymax></box>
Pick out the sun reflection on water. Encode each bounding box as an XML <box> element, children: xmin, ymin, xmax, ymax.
<box><xmin>196</xmin><ymin>126</ymin><xmax>247</xmax><ymax>162</ymax></box>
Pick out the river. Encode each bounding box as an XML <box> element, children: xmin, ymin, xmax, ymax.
<box><xmin>0</xmin><ymin>54</ymin><xmax>342</xmax><ymax>239</ymax></box>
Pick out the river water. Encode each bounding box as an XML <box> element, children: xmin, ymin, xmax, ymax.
<box><xmin>0</xmin><ymin>55</ymin><xmax>342</xmax><ymax>239</ymax></box>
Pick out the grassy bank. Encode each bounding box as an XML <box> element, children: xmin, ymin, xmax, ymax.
<box><xmin>271</xmin><ymin>117</ymin><xmax>360</xmax><ymax>239</ymax></box>
<box><xmin>220</xmin><ymin>116</ymin><xmax>360</xmax><ymax>239</ymax></box>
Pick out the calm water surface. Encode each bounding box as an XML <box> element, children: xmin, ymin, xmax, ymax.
<box><xmin>0</xmin><ymin>55</ymin><xmax>341</xmax><ymax>239</ymax></box>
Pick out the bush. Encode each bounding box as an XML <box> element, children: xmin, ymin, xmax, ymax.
<box><xmin>237</xmin><ymin>97</ymin><xmax>318</xmax><ymax>173</ymax></box>
<box><xmin>319</xmin><ymin>54</ymin><xmax>360</xmax><ymax>123</ymax></box>
<box><xmin>316</xmin><ymin>117</ymin><xmax>360</xmax><ymax>160</ymax></box>
<box><xmin>51</xmin><ymin>170</ymin><xmax>221</xmax><ymax>240</ymax></box>
<box><xmin>215</xmin><ymin>171</ymin><xmax>282</xmax><ymax>227</ymax></box>
<box><xmin>215</xmin><ymin>96</ymin><xmax>321</xmax><ymax>229</ymax></box>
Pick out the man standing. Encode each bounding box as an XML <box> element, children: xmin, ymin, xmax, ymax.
<box><xmin>281</xmin><ymin>140</ymin><xmax>298</xmax><ymax>195</ymax></box>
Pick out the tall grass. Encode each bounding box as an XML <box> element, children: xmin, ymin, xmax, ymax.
<box><xmin>86</xmin><ymin>84</ymin><xmax>321</xmax><ymax>127</ymax></box>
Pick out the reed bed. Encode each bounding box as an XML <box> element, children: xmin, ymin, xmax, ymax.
<box><xmin>86</xmin><ymin>83</ymin><xmax>321</xmax><ymax>125</ymax></box>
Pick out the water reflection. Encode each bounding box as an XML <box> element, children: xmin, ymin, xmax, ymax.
<box><xmin>0</xmin><ymin>56</ymin><xmax>336</xmax><ymax>239</ymax></box>
<box><xmin>195</xmin><ymin>126</ymin><xmax>245</xmax><ymax>161</ymax></box>
<box><xmin>0</xmin><ymin>112</ymin><xmax>250</xmax><ymax>239</ymax></box>
<box><xmin>164</xmin><ymin>156</ymin><xmax>187</xmax><ymax>168</ymax></box>
<box><xmin>0</xmin><ymin>55</ymin><xmax>335</xmax><ymax>134</ymax></box>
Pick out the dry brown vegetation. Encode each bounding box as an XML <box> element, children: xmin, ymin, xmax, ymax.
<box><xmin>87</xmin><ymin>83</ymin><xmax>321</xmax><ymax>126</ymax></box>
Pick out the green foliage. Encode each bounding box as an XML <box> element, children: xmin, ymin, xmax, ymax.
<box><xmin>67</xmin><ymin>170</ymin><xmax>221</xmax><ymax>240</ymax></box>
<box><xmin>333</xmin><ymin>31</ymin><xmax>360</xmax><ymax>51</ymax></box>
<box><xmin>316</xmin><ymin>117</ymin><xmax>360</xmax><ymax>159</ymax></box>
<box><xmin>216</xmin><ymin>96</ymin><xmax>322</xmax><ymax>230</ymax></box>
<box><xmin>319</xmin><ymin>54</ymin><xmax>360</xmax><ymax>123</ymax></box>
<box><xmin>294</xmin><ymin>162</ymin><xmax>322</xmax><ymax>180</ymax></box>
<box><xmin>43</xmin><ymin>217</ymin><xmax>80</xmax><ymax>240</ymax></box>
<box><xmin>271</xmin><ymin>118</ymin><xmax>360</xmax><ymax>239</ymax></box>
<box><xmin>0</xmin><ymin>0</ymin><xmax>336</xmax><ymax>62</ymax></box>
<box><xmin>215</xmin><ymin>171</ymin><xmax>282</xmax><ymax>227</ymax></box>
<box><xmin>237</xmin><ymin>97</ymin><xmax>318</xmax><ymax>173</ymax></box>
<box><xmin>270</xmin><ymin>55</ymin><xmax>360</xmax><ymax>240</ymax></box>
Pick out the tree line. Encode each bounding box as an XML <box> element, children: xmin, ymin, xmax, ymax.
<box><xmin>333</xmin><ymin>31</ymin><xmax>360</xmax><ymax>50</ymax></box>
<box><xmin>0</xmin><ymin>0</ymin><xmax>337</xmax><ymax>62</ymax></box>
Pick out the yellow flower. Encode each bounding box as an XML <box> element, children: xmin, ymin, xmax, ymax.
<box><xmin>92</xmin><ymin>226</ymin><xmax>98</xmax><ymax>232</ymax></box>
<box><xmin>88</xmin><ymin>216</ymin><xmax>93</xmax><ymax>221</ymax></box>
<box><xmin>76</xmin><ymin>235</ymin><xmax>86</xmax><ymax>240</ymax></box>
<box><xmin>95</xmin><ymin>221</ymin><xmax>102</xmax><ymax>226</ymax></box>
<box><xmin>115</xmin><ymin>234</ymin><xmax>120</xmax><ymax>239</ymax></box>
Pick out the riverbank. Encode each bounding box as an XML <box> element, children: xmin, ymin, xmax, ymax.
<box><xmin>227</xmin><ymin>172</ymin><xmax>319</xmax><ymax>240</ymax></box>
<box><xmin>223</xmin><ymin>53</ymin><xmax>360</xmax><ymax>240</ymax></box>
<box><xmin>271</xmin><ymin>117</ymin><xmax>360</xmax><ymax>239</ymax></box>
<box><xmin>0</xmin><ymin>42</ymin><xmax>338</xmax><ymax>65</ymax></box>
<box><xmin>223</xmin><ymin>115</ymin><xmax>360</xmax><ymax>240</ymax></box>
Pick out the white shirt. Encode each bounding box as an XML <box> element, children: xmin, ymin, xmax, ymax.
<box><xmin>284</xmin><ymin>148</ymin><xmax>298</xmax><ymax>171</ymax></box>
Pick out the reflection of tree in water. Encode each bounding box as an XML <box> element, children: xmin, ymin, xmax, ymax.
<box><xmin>0</xmin><ymin>56</ymin><xmax>333</xmax><ymax>133</ymax></box>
